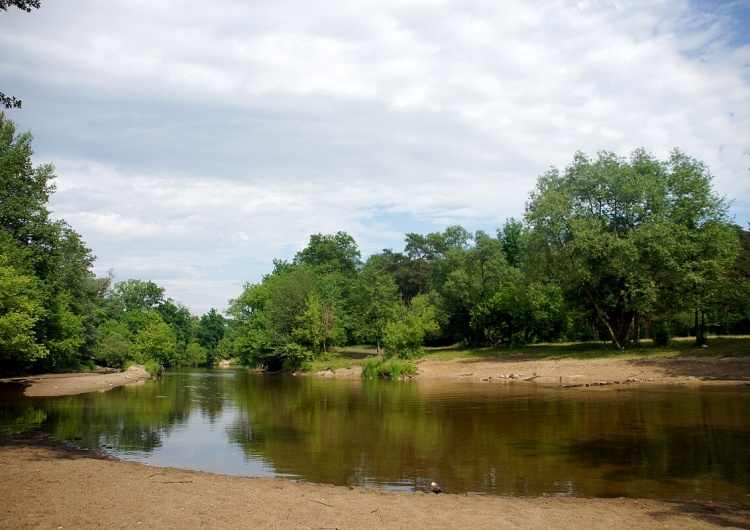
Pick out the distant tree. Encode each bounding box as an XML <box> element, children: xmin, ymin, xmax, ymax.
<box><xmin>197</xmin><ymin>308</ymin><xmax>226</xmax><ymax>359</ymax></box>
<box><xmin>382</xmin><ymin>294</ymin><xmax>439</xmax><ymax>359</ymax></box>
<box><xmin>498</xmin><ymin>218</ymin><xmax>524</xmax><ymax>267</ymax></box>
<box><xmin>352</xmin><ymin>261</ymin><xmax>401</xmax><ymax>355</ymax></box>
<box><xmin>294</xmin><ymin>232</ymin><xmax>361</xmax><ymax>275</ymax></box>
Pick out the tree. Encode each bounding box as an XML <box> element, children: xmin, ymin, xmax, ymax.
<box><xmin>525</xmin><ymin>148</ymin><xmax>737</xmax><ymax>349</ymax></box>
<box><xmin>0</xmin><ymin>113</ymin><xmax>97</xmax><ymax>371</ymax></box>
<box><xmin>133</xmin><ymin>313</ymin><xmax>176</xmax><ymax>367</ymax></box>
<box><xmin>197</xmin><ymin>308</ymin><xmax>226</xmax><ymax>363</ymax></box>
<box><xmin>293</xmin><ymin>232</ymin><xmax>361</xmax><ymax>275</ymax></box>
<box><xmin>228</xmin><ymin>265</ymin><xmax>315</xmax><ymax>371</ymax></box>
<box><xmin>93</xmin><ymin>319</ymin><xmax>133</xmax><ymax>367</ymax></box>
<box><xmin>382</xmin><ymin>294</ymin><xmax>439</xmax><ymax>359</ymax></box>
<box><xmin>352</xmin><ymin>261</ymin><xmax>401</xmax><ymax>355</ymax></box>
<box><xmin>0</xmin><ymin>1</ymin><xmax>41</xmax><ymax>12</ymax></box>
<box><xmin>0</xmin><ymin>257</ymin><xmax>46</xmax><ymax>368</ymax></box>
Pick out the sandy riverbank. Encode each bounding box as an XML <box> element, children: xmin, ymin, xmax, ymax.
<box><xmin>318</xmin><ymin>353</ymin><xmax>750</xmax><ymax>387</ymax></box>
<box><xmin>1</xmin><ymin>431</ymin><xmax>748</xmax><ymax>530</ymax></box>
<box><xmin>2</xmin><ymin>356</ymin><xmax>749</xmax><ymax>529</ymax></box>
<box><xmin>0</xmin><ymin>364</ymin><xmax>152</xmax><ymax>397</ymax></box>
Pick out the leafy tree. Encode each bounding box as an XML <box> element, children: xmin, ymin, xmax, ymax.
<box><xmin>293</xmin><ymin>231</ymin><xmax>361</xmax><ymax>275</ymax></box>
<box><xmin>499</xmin><ymin>218</ymin><xmax>524</xmax><ymax>268</ymax></box>
<box><xmin>228</xmin><ymin>265</ymin><xmax>315</xmax><ymax>370</ymax></box>
<box><xmin>0</xmin><ymin>113</ymin><xmax>97</xmax><ymax>371</ymax></box>
<box><xmin>382</xmin><ymin>294</ymin><xmax>439</xmax><ymax>359</ymax></box>
<box><xmin>197</xmin><ymin>308</ymin><xmax>226</xmax><ymax>363</ymax></box>
<box><xmin>132</xmin><ymin>313</ymin><xmax>176</xmax><ymax>367</ymax></box>
<box><xmin>352</xmin><ymin>261</ymin><xmax>401</xmax><ymax>355</ymax></box>
<box><xmin>367</xmin><ymin>249</ymin><xmax>424</xmax><ymax>301</ymax></box>
<box><xmin>182</xmin><ymin>342</ymin><xmax>207</xmax><ymax>367</ymax></box>
<box><xmin>0</xmin><ymin>1</ymin><xmax>40</xmax><ymax>12</ymax></box>
<box><xmin>0</xmin><ymin>257</ymin><xmax>45</xmax><ymax>367</ymax></box>
<box><xmin>429</xmin><ymin>229</ymin><xmax>510</xmax><ymax>345</ymax></box>
<box><xmin>525</xmin><ymin>148</ymin><xmax>737</xmax><ymax>348</ymax></box>
<box><xmin>93</xmin><ymin>319</ymin><xmax>133</xmax><ymax>367</ymax></box>
<box><xmin>293</xmin><ymin>293</ymin><xmax>341</xmax><ymax>355</ymax></box>
<box><xmin>108</xmin><ymin>279</ymin><xmax>165</xmax><ymax>314</ymax></box>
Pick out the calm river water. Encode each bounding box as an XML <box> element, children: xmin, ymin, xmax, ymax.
<box><xmin>1</xmin><ymin>368</ymin><xmax>748</xmax><ymax>501</ymax></box>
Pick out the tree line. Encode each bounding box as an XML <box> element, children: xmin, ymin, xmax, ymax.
<box><xmin>1</xmin><ymin>112</ymin><xmax>748</xmax><ymax>375</ymax></box>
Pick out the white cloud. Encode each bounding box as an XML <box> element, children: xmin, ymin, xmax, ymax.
<box><xmin>2</xmin><ymin>0</ymin><xmax>748</xmax><ymax>314</ymax></box>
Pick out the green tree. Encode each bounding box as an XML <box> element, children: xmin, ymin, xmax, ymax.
<box><xmin>352</xmin><ymin>261</ymin><xmax>401</xmax><ymax>355</ymax></box>
<box><xmin>93</xmin><ymin>319</ymin><xmax>133</xmax><ymax>367</ymax></box>
<box><xmin>133</xmin><ymin>313</ymin><xmax>176</xmax><ymax>366</ymax></box>
<box><xmin>293</xmin><ymin>231</ymin><xmax>361</xmax><ymax>275</ymax></box>
<box><xmin>197</xmin><ymin>308</ymin><xmax>226</xmax><ymax>364</ymax></box>
<box><xmin>0</xmin><ymin>257</ymin><xmax>45</xmax><ymax>367</ymax></box>
<box><xmin>228</xmin><ymin>265</ymin><xmax>315</xmax><ymax>371</ymax></box>
<box><xmin>382</xmin><ymin>293</ymin><xmax>439</xmax><ymax>359</ymax></box>
<box><xmin>525</xmin><ymin>148</ymin><xmax>737</xmax><ymax>348</ymax></box>
<box><xmin>0</xmin><ymin>113</ymin><xmax>96</xmax><ymax>371</ymax></box>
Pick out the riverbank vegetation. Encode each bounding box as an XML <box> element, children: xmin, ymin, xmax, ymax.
<box><xmin>2</xmin><ymin>113</ymin><xmax>749</xmax><ymax>375</ymax></box>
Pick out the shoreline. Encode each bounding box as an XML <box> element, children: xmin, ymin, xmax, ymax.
<box><xmin>0</xmin><ymin>364</ymin><xmax>152</xmax><ymax>397</ymax></box>
<box><xmin>2</xmin><ymin>356</ymin><xmax>749</xmax><ymax>528</ymax></box>
<box><xmin>2</xmin><ymin>354</ymin><xmax>750</xmax><ymax>398</ymax></box>
<box><xmin>1</xmin><ymin>431</ymin><xmax>748</xmax><ymax>530</ymax></box>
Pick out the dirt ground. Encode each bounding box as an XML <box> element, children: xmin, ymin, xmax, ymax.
<box><xmin>2</xmin><ymin>356</ymin><xmax>750</xmax><ymax>529</ymax></box>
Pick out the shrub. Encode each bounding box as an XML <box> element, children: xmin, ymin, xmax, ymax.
<box><xmin>361</xmin><ymin>358</ymin><xmax>417</xmax><ymax>379</ymax></box>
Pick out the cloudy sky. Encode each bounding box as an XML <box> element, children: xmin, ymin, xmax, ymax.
<box><xmin>2</xmin><ymin>0</ymin><xmax>749</xmax><ymax>315</ymax></box>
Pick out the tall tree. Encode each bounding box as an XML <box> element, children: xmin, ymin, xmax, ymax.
<box><xmin>0</xmin><ymin>114</ymin><xmax>96</xmax><ymax>371</ymax></box>
<box><xmin>525</xmin><ymin>148</ymin><xmax>737</xmax><ymax>348</ymax></box>
<box><xmin>352</xmin><ymin>261</ymin><xmax>401</xmax><ymax>355</ymax></box>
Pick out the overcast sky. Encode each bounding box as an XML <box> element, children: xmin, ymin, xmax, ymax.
<box><xmin>2</xmin><ymin>0</ymin><xmax>749</xmax><ymax>315</ymax></box>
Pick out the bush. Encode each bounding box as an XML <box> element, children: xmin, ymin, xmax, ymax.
<box><xmin>361</xmin><ymin>358</ymin><xmax>417</xmax><ymax>379</ymax></box>
<box><xmin>144</xmin><ymin>359</ymin><xmax>162</xmax><ymax>376</ymax></box>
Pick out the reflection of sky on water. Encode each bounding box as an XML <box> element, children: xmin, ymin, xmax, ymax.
<box><xmin>111</xmin><ymin>404</ymin><xmax>277</xmax><ymax>478</ymax></box>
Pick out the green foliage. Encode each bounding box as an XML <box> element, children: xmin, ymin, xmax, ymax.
<box><xmin>181</xmin><ymin>342</ymin><xmax>207</xmax><ymax>367</ymax></box>
<box><xmin>652</xmin><ymin>321</ymin><xmax>673</xmax><ymax>347</ymax></box>
<box><xmin>0</xmin><ymin>257</ymin><xmax>46</xmax><ymax>365</ymax></box>
<box><xmin>382</xmin><ymin>294</ymin><xmax>439</xmax><ymax>359</ymax></box>
<box><xmin>352</xmin><ymin>261</ymin><xmax>401</xmax><ymax>354</ymax></box>
<box><xmin>0</xmin><ymin>113</ymin><xmax>98</xmax><ymax>373</ymax></box>
<box><xmin>197</xmin><ymin>308</ymin><xmax>226</xmax><ymax>363</ymax></box>
<box><xmin>293</xmin><ymin>231</ymin><xmax>361</xmax><ymax>275</ymax></box>
<box><xmin>133</xmin><ymin>316</ymin><xmax>176</xmax><ymax>366</ymax></box>
<box><xmin>525</xmin><ymin>148</ymin><xmax>737</xmax><ymax>349</ymax></box>
<box><xmin>143</xmin><ymin>359</ymin><xmax>162</xmax><ymax>376</ymax></box>
<box><xmin>93</xmin><ymin>319</ymin><xmax>133</xmax><ymax>367</ymax></box>
<box><xmin>361</xmin><ymin>357</ymin><xmax>417</xmax><ymax>379</ymax></box>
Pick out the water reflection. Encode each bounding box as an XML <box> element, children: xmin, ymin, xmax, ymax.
<box><xmin>1</xmin><ymin>369</ymin><xmax>748</xmax><ymax>501</ymax></box>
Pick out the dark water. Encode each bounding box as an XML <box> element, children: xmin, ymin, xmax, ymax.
<box><xmin>1</xmin><ymin>369</ymin><xmax>748</xmax><ymax>501</ymax></box>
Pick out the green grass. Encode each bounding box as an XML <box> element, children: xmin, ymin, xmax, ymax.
<box><xmin>361</xmin><ymin>358</ymin><xmax>417</xmax><ymax>379</ymax></box>
<box><xmin>419</xmin><ymin>335</ymin><xmax>750</xmax><ymax>362</ymax></box>
<box><xmin>300</xmin><ymin>336</ymin><xmax>750</xmax><ymax>375</ymax></box>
